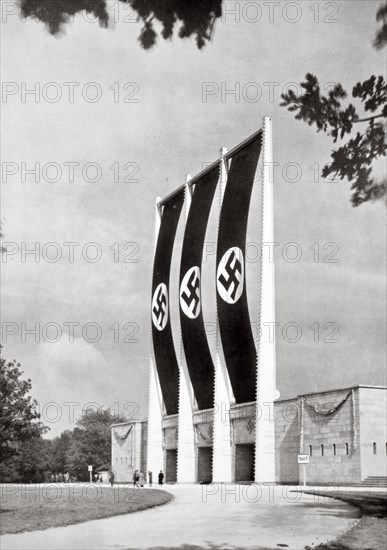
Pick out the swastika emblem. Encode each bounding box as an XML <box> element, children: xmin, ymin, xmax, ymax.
<box><xmin>152</xmin><ymin>283</ymin><xmax>168</xmax><ymax>331</ymax></box>
<box><xmin>217</xmin><ymin>247</ymin><xmax>244</xmax><ymax>304</ymax></box>
<box><xmin>180</xmin><ymin>266</ymin><xmax>201</xmax><ymax>319</ymax></box>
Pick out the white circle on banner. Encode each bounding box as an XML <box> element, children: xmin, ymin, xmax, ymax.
<box><xmin>217</xmin><ymin>246</ymin><xmax>244</xmax><ymax>304</ymax></box>
<box><xmin>152</xmin><ymin>283</ymin><xmax>168</xmax><ymax>331</ymax></box>
<box><xmin>180</xmin><ymin>266</ymin><xmax>201</xmax><ymax>319</ymax></box>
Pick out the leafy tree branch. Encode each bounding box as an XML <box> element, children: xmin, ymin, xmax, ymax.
<box><xmin>280</xmin><ymin>4</ymin><xmax>387</xmax><ymax>207</ymax></box>
<box><xmin>20</xmin><ymin>0</ymin><xmax>222</xmax><ymax>49</ymax></box>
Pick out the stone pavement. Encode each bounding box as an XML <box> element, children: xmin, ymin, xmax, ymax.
<box><xmin>1</xmin><ymin>484</ymin><xmax>359</xmax><ymax>550</ymax></box>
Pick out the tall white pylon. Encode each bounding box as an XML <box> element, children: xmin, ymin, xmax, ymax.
<box><xmin>147</xmin><ymin>198</ymin><xmax>164</xmax><ymax>478</ymax></box>
<box><xmin>212</xmin><ymin>147</ymin><xmax>233</xmax><ymax>483</ymax></box>
<box><xmin>255</xmin><ymin>116</ymin><xmax>276</xmax><ymax>483</ymax></box>
<box><xmin>177</xmin><ymin>175</ymin><xmax>196</xmax><ymax>482</ymax></box>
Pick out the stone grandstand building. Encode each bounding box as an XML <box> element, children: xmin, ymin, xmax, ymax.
<box><xmin>111</xmin><ymin>385</ymin><xmax>386</xmax><ymax>486</ymax></box>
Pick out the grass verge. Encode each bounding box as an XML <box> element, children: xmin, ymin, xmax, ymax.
<box><xmin>0</xmin><ymin>484</ymin><xmax>173</xmax><ymax>535</ymax></box>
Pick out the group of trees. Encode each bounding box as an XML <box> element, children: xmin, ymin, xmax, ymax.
<box><xmin>0</xmin><ymin>349</ymin><xmax>125</xmax><ymax>483</ymax></box>
<box><xmin>1</xmin><ymin>351</ymin><xmax>49</xmax><ymax>482</ymax></box>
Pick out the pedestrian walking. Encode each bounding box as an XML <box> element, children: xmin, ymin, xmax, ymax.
<box><xmin>148</xmin><ymin>471</ymin><xmax>153</xmax><ymax>487</ymax></box>
<box><xmin>158</xmin><ymin>470</ymin><xmax>164</xmax><ymax>486</ymax></box>
<box><xmin>109</xmin><ymin>470</ymin><xmax>114</xmax><ymax>487</ymax></box>
<box><xmin>134</xmin><ymin>470</ymin><xmax>140</xmax><ymax>486</ymax></box>
<box><xmin>138</xmin><ymin>471</ymin><xmax>145</xmax><ymax>487</ymax></box>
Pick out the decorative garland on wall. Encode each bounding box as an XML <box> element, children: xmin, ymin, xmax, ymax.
<box><xmin>304</xmin><ymin>391</ymin><xmax>351</xmax><ymax>415</ymax></box>
<box><xmin>246</xmin><ymin>418</ymin><xmax>256</xmax><ymax>435</ymax></box>
<box><xmin>114</xmin><ymin>425</ymin><xmax>133</xmax><ymax>441</ymax></box>
<box><xmin>299</xmin><ymin>390</ymin><xmax>358</xmax><ymax>452</ymax></box>
<box><xmin>194</xmin><ymin>424</ymin><xmax>213</xmax><ymax>443</ymax></box>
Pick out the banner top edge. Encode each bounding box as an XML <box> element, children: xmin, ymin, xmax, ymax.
<box><xmin>157</xmin><ymin>127</ymin><xmax>263</xmax><ymax>207</ymax></box>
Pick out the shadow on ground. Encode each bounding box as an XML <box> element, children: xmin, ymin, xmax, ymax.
<box><xmin>293</xmin><ymin>501</ymin><xmax>359</xmax><ymax>520</ymax></box>
<box><xmin>125</xmin><ymin>545</ymin><xmax>281</xmax><ymax>550</ymax></box>
<box><xmin>303</xmin><ymin>492</ymin><xmax>387</xmax><ymax>518</ymax></box>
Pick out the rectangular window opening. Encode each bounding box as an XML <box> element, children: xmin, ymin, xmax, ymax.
<box><xmin>345</xmin><ymin>443</ymin><xmax>349</xmax><ymax>455</ymax></box>
<box><xmin>373</xmin><ymin>442</ymin><xmax>377</xmax><ymax>455</ymax></box>
<box><xmin>333</xmin><ymin>444</ymin><xmax>336</xmax><ymax>455</ymax></box>
<box><xmin>309</xmin><ymin>445</ymin><xmax>312</xmax><ymax>456</ymax></box>
<box><xmin>321</xmin><ymin>444</ymin><xmax>324</xmax><ymax>456</ymax></box>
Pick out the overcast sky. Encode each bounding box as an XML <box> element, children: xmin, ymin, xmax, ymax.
<box><xmin>2</xmin><ymin>0</ymin><xmax>386</xmax><ymax>437</ymax></box>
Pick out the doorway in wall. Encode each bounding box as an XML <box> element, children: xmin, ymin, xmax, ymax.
<box><xmin>235</xmin><ymin>443</ymin><xmax>255</xmax><ymax>482</ymax></box>
<box><xmin>197</xmin><ymin>446</ymin><xmax>213</xmax><ymax>483</ymax></box>
<box><xmin>165</xmin><ymin>449</ymin><xmax>177</xmax><ymax>483</ymax></box>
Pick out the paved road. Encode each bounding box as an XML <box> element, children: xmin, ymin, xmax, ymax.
<box><xmin>1</xmin><ymin>484</ymin><xmax>358</xmax><ymax>550</ymax></box>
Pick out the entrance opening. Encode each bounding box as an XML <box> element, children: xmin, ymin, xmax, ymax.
<box><xmin>197</xmin><ymin>446</ymin><xmax>213</xmax><ymax>483</ymax></box>
<box><xmin>235</xmin><ymin>443</ymin><xmax>255</xmax><ymax>482</ymax></box>
<box><xmin>165</xmin><ymin>449</ymin><xmax>177</xmax><ymax>483</ymax></box>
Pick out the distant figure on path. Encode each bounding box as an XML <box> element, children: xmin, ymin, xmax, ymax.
<box><xmin>158</xmin><ymin>470</ymin><xmax>164</xmax><ymax>486</ymax></box>
<box><xmin>138</xmin><ymin>471</ymin><xmax>145</xmax><ymax>487</ymax></box>
<box><xmin>148</xmin><ymin>471</ymin><xmax>153</xmax><ymax>487</ymax></box>
<box><xmin>64</xmin><ymin>472</ymin><xmax>70</xmax><ymax>483</ymax></box>
<box><xmin>109</xmin><ymin>471</ymin><xmax>114</xmax><ymax>487</ymax></box>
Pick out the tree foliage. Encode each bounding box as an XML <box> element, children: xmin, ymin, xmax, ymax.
<box><xmin>50</xmin><ymin>430</ymin><xmax>73</xmax><ymax>473</ymax></box>
<box><xmin>0</xmin><ymin>437</ymin><xmax>53</xmax><ymax>483</ymax></box>
<box><xmin>374</xmin><ymin>1</ymin><xmax>387</xmax><ymax>49</ymax></box>
<box><xmin>20</xmin><ymin>0</ymin><xmax>222</xmax><ymax>49</ymax></box>
<box><xmin>0</xmin><ymin>351</ymin><xmax>48</xmax><ymax>463</ymax></box>
<box><xmin>280</xmin><ymin>5</ymin><xmax>387</xmax><ymax>207</ymax></box>
<box><xmin>0</xmin><ymin>404</ymin><xmax>127</xmax><ymax>482</ymax></box>
<box><xmin>65</xmin><ymin>408</ymin><xmax>126</xmax><ymax>480</ymax></box>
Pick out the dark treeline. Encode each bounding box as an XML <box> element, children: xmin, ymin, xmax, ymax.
<box><xmin>0</xmin><ymin>408</ymin><xmax>126</xmax><ymax>483</ymax></box>
<box><xmin>1</xmin><ymin>349</ymin><xmax>127</xmax><ymax>483</ymax></box>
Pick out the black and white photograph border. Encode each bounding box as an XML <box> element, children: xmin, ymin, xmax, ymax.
<box><xmin>1</xmin><ymin>1</ymin><xmax>386</xmax><ymax>550</ymax></box>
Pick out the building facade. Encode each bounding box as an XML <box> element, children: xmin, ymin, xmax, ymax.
<box><xmin>111</xmin><ymin>420</ymin><xmax>147</xmax><ymax>483</ymax></box>
<box><xmin>275</xmin><ymin>385</ymin><xmax>387</xmax><ymax>485</ymax></box>
<box><xmin>112</xmin><ymin>385</ymin><xmax>387</xmax><ymax>485</ymax></box>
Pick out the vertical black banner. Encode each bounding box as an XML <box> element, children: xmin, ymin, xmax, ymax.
<box><xmin>216</xmin><ymin>136</ymin><xmax>261</xmax><ymax>404</ymax></box>
<box><xmin>179</xmin><ymin>168</ymin><xmax>219</xmax><ymax>410</ymax></box>
<box><xmin>152</xmin><ymin>192</ymin><xmax>184</xmax><ymax>415</ymax></box>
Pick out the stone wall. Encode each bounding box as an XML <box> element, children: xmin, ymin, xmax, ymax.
<box><xmin>274</xmin><ymin>388</ymin><xmax>363</xmax><ymax>485</ymax></box>
<box><xmin>111</xmin><ymin>421</ymin><xmax>143</xmax><ymax>483</ymax></box>
<box><xmin>162</xmin><ymin>414</ymin><xmax>179</xmax><ymax>450</ymax></box>
<box><xmin>300</xmin><ymin>388</ymin><xmax>361</xmax><ymax>485</ymax></box>
<box><xmin>274</xmin><ymin>398</ymin><xmax>299</xmax><ymax>484</ymax></box>
<box><xmin>359</xmin><ymin>386</ymin><xmax>387</xmax><ymax>480</ymax></box>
